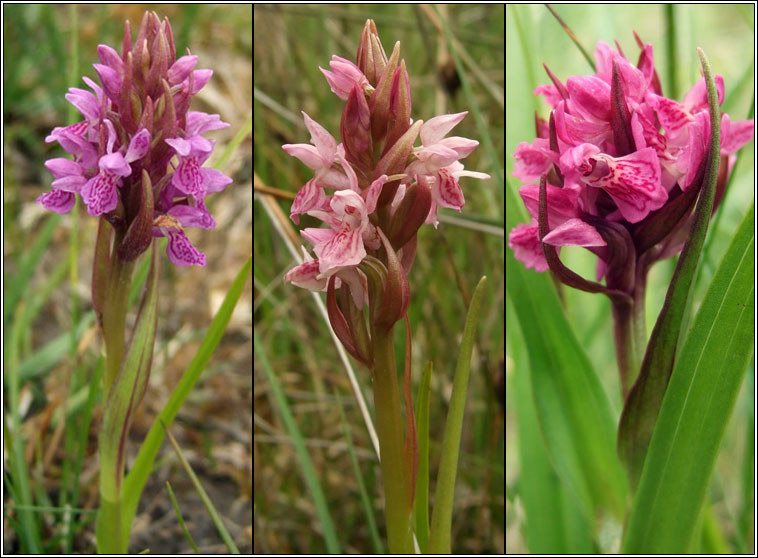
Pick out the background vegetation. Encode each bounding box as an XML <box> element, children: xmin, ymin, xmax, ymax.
<box><xmin>253</xmin><ymin>4</ymin><xmax>504</xmax><ymax>554</ymax></box>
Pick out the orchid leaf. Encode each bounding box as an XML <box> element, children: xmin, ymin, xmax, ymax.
<box><xmin>622</xmin><ymin>201</ymin><xmax>754</xmax><ymax>553</ymax></box>
<box><xmin>618</xmin><ymin>48</ymin><xmax>722</xmax><ymax>489</ymax></box>
<box><xmin>428</xmin><ymin>276</ymin><xmax>486</xmax><ymax>553</ymax></box>
<box><xmin>508</xmin><ymin>296</ymin><xmax>594</xmax><ymax>553</ymax></box>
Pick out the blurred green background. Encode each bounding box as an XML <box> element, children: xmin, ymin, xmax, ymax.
<box><xmin>254</xmin><ymin>4</ymin><xmax>504</xmax><ymax>554</ymax></box>
<box><xmin>506</xmin><ymin>4</ymin><xmax>754</xmax><ymax>554</ymax></box>
<box><xmin>3</xmin><ymin>4</ymin><xmax>252</xmax><ymax>554</ymax></box>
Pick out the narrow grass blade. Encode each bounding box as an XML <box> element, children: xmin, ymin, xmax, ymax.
<box><xmin>545</xmin><ymin>5</ymin><xmax>595</xmax><ymax>71</ymax></box>
<box><xmin>165</xmin><ymin>481</ymin><xmax>199</xmax><ymax>554</ymax></box>
<box><xmin>163</xmin><ymin>426</ymin><xmax>238</xmax><ymax>553</ymax></box>
<box><xmin>413</xmin><ymin>361</ymin><xmax>432</xmax><ymax>553</ymax></box>
<box><xmin>434</xmin><ymin>5</ymin><xmax>504</xmax><ymax>197</ymax></box>
<box><xmin>3</xmin><ymin>416</ymin><xmax>42</xmax><ymax>553</ymax></box>
<box><xmin>122</xmin><ymin>257</ymin><xmax>252</xmax><ymax>542</ymax></box>
<box><xmin>212</xmin><ymin>114</ymin><xmax>252</xmax><ymax>171</ymax></box>
<box><xmin>622</xmin><ymin>202</ymin><xmax>754</xmax><ymax>553</ymax></box>
<box><xmin>254</xmin><ymin>329</ymin><xmax>341</xmax><ymax>553</ymax></box>
<box><xmin>334</xmin><ymin>388</ymin><xmax>385</xmax><ymax>554</ymax></box>
<box><xmin>428</xmin><ymin>276</ymin><xmax>487</xmax><ymax>553</ymax></box>
<box><xmin>4</xmin><ymin>214</ymin><xmax>61</xmax><ymax>325</ymax></box>
<box><xmin>16</xmin><ymin>313</ymin><xmax>95</xmax><ymax>381</ymax></box>
<box><xmin>738</xmin><ymin>367</ymin><xmax>754</xmax><ymax>550</ymax></box>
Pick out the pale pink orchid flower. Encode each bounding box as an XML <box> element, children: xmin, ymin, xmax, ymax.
<box><xmin>283</xmin><ymin>112</ymin><xmax>360</xmax><ymax>223</ymax></box>
<box><xmin>284</xmin><ymin>176</ymin><xmax>388</xmax><ymax>307</ymax></box>
<box><xmin>424</xmin><ymin>161</ymin><xmax>490</xmax><ymax>226</ymax></box>
<box><xmin>406</xmin><ymin>112</ymin><xmax>479</xmax><ymax>175</ymax></box>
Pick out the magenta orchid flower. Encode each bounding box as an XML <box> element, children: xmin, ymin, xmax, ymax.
<box><xmin>34</xmin><ymin>12</ymin><xmax>244</xmax><ymax>555</ymax></box>
<box><xmin>508</xmin><ymin>34</ymin><xmax>753</xmax><ymax>401</ymax></box>
<box><xmin>510</xmin><ymin>36</ymin><xmax>753</xmax><ymax>280</ymax></box>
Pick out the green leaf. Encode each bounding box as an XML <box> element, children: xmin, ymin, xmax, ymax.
<box><xmin>121</xmin><ymin>256</ymin><xmax>252</xmax><ymax>544</ymax></box>
<box><xmin>428</xmin><ymin>276</ymin><xmax>487</xmax><ymax>554</ymax></box>
<box><xmin>506</xmin><ymin>176</ymin><xmax>628</xmax><ymax>524</ymax></box>
<box><xmin>618</xmin><ymin>48</ymin><xmax>723</xmax><ymax>489</ymax></box>
<box><xmin>508</xmin><ymin>297</ymin><xmax>594</xmax><ymax>553</ymax></box>
<box><xmin>4</xmin><ymin>213</ymin><xmax>61</xmax><ymax>326</ymax></box>
<box><xmin>622</xmin><ymin>202</ymin><xmax>754</xmax><ymax>553</ymax></box>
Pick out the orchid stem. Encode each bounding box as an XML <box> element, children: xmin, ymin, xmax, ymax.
<box><xmin>371</xmin><ymin>325</ymin><xmax>414</xmax><ymax>554</ymax></box>
<box><xmin>102</xmin><ymin>228</ymin><xmax>135</xmax><ymax>395</ymax></box>
<box><xmin>97</xmin><ymin>227</ymin><xmax>134</xmax><ymax>554</ymax></box>
<box><xmin>613</xmin><ymin>286</ymin><xmax>646</xmax><ymax>399</ymax></box>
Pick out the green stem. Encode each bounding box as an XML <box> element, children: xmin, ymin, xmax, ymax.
<box><xmin>371</xmin><ymin>325</ymin><xmax>414</xmax><ymax>554</ymax></box>
<box><xmin>102</xmin><ymin>229</ymin><xmax>135</xmax><ymax>395</ymax></box>
<box><xmin>96</xmin><ymin>229</ymin><xmax>134</xmax><ymax>554</ymax></box>
<box><xmin>612</xmin><ymin>286</ymin><xmax>646</xmax><ymax>399</ymax></box>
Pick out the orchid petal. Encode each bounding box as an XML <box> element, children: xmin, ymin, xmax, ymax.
<box><xmin>508</xmin><ymin>221</ymin><xmax>549</xmax><ymax>272</ymax></box>
<box><xmin>542</xmin><ymin>218</ymin><xmax>607</xmax><ymax>247</ymax></box>
<box><xmin>420</xmin><ymin>111</ymin><xmax>467</xmax><ymax>145</ymax></box>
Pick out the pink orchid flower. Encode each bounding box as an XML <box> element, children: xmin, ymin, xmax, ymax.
<box><xmin>319</xmin><ymin>55</ymin><xmax>371</xmax><ymax>100</ymax></box>
<box><xmin>80</xmin><ymin>122</ymin><xmax>150</xmax><ymax>216</ymax></box>
<box><xmin>283</xmin><ymin>112</ymin><xmax>359</xmax><ymax>223</ymax></box>
<box><xmin>509</xmin><ymin>35</ymin><xmax>753</xmax><ymax>284</ymax></box>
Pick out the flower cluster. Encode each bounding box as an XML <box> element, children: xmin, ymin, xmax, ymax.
<box><xmin>38</xmin><ymin>11</ymin><xmax>232</xmax><ymax>266</ymax></box>
<box><xmin>283</xmin><ymin>20</ymin><xmax>489</xmax><ymax>321</ymax></box>
<box><xmin>508</xmin><ymin>36</ymin><xmax>753</xmax><ymax>282</ymax></box>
